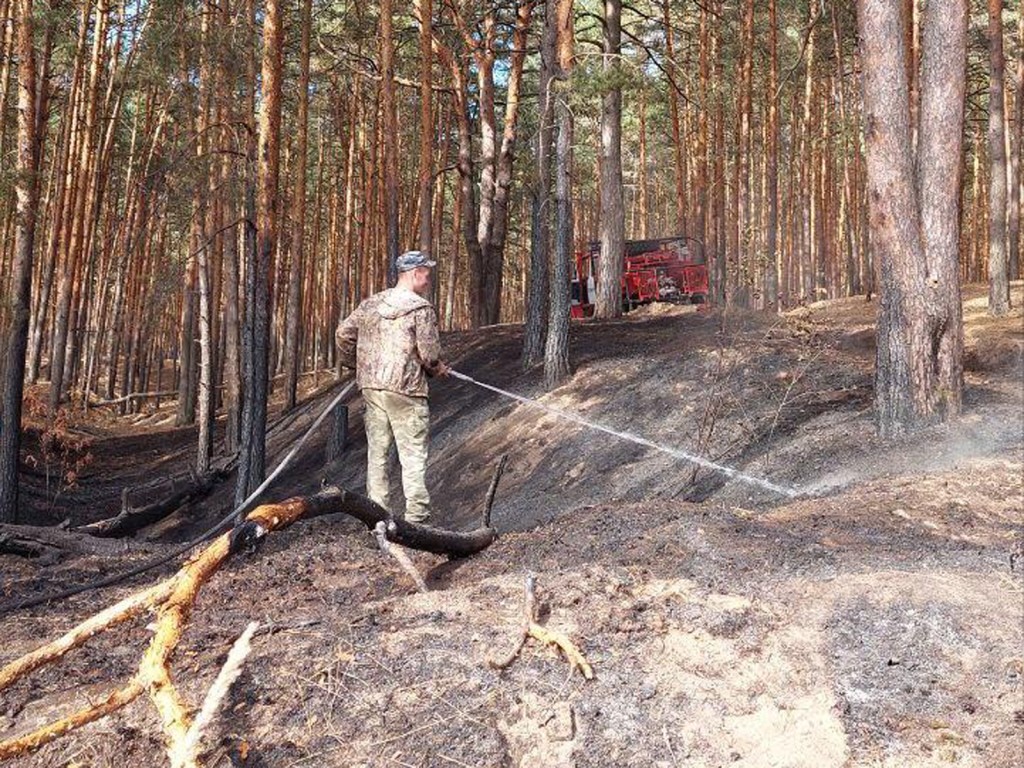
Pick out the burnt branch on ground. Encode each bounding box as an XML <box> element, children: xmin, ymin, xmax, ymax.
<box><xmin>0</xmin><ymin>486</ymin><xmax>495</xmax><ymax>764</ymax></box>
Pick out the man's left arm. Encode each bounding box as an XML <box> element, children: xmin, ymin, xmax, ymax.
<box><xmin>335</xmin><ymin>305</ymin><xmax>362</xmax><ymax>369</ymax></box>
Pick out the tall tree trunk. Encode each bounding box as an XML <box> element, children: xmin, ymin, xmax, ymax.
<box><xmin>0</xmin><ymin>0</ymin><xmax>38</xmax><ymax>523</ymax></box>
<box><xmin>415</xmin><ymin>0</ymin><xmax>433</xmax><ymax>263</ymax></box>
<box><xmin>764</xmin><ymin>0</ymin><xmax>780</xmax><ymax>311</ymax></box>
<box><xmin>664</xmin><ymin>0</ymin><xmax>685</xmax><ymax>235</ymax></box>
<box><xmin>282</xmin><ymin>0</ymin><xmax>312</xmax><ymax>411</ymax></box>
<box><xmin>472</xmin><ymin>14</ymin><xmax>498</xmax><ymax>326</ymax></box>
<box><xmin>1008</xmin><ymin>8</ymin><xmax>1023</xmax><ymax>281</ymax></box>
<box><xmin>448</xmin><ymin>59</ymin><xmax>483</xmax><ymax>324</ymax></box>
<box><xmin>50</xmin><ymin>1</ymin><xmax>108</xmax><ymax>413</ymax></box>
<box><xmin>522</xmin><ymin>0</ymin><xmax>557</xmax><ymax>367</ymax></box>
<box><xmin>175</xmin><ymin>256</ymin><xmax>197</xmax><ymax>426</ymax></box>
<box><xmin>857</xmin><ymin>0</ymin><xmax>967</xmax><ymax>437</ymax></box>
<box><xmin>194</xmin><ymin>7</ymin><xmax>215</xmax><ymax>472</ymax></box>
<box><xmin>381</xmin><ymin>0</ymin><xmax>399</xmax><ymax>286</ymax></box>
<box><xmin>696</xmin><ymin>0</ymin><xmax>710</xmax><ymax>263</ymax></box>
<box><xmin>733</xmin><ymin>0</ymin><xmax>754</xmax><ymax>307</ymax></box>
<box><xmin>711</xmin><ymin>1</ymin><xmax>725</xmax><ymax>306</ymax></box>
<box><xmin>221</xmin><ymin>0</ymin><xmax>243</xmax><ymax>454</ymax></box>
<box><xmin>987</xmin><ymin>0</ymin><xmax>1011</xmax><ymax>316</ymax></box>
<box><xmin>236</xmin><ymin>0</ymin><xmax>283</xmax><ymax>507</ymax></box>
<box><xmin>637</xmin><ymin>88</ymin><xmax>649</xmax><ymax>239</ymax></box>
<box><xmin>595</xmin><ymin>0</ymin><xmax>624</xmax><ymax>319</ymax></box>
<box><xmin>915</xmin><ymin>0</ymin><xmax>967</xmax><ymax>422</ymax></box>
<box><xmin>483</xmin><ymin>1</ymin><xmax>534</xmax><ymax>326</ymax></box>
<box><xmin>544</xmin><ymin>0</ymin><xmax>574</xmax><ymax>390</ymax></box>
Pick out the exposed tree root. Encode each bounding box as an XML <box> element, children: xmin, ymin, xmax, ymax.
<box><xmin>488</xmin><ymin>573</ymin><xmax>594</xmax><ymax>680</ymax></box>
<box><xmin>0</xmin><ymin>485</ymin><xmax>496</xmax><ymax>763</ymax></box>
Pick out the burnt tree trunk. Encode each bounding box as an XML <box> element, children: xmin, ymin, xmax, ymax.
<box><xmin>381</xmin><ymin>0</ymin><xmax>399</xmax><ymax>287</ymax></box>
<box><xmin>236</xmin><ymin>0</ymin><xmax>283</xmax><ymax>507</ymax></box>
<box><xmin>0</xmin><ymin>0</ymin><xmax>38</xmax><ymax>523</ymax></box>
<box><xmin>857</xmin><ymin>0</ymin><xmax>967</xmax><ymax>438</ymax></box>
<box><xmin>522</xmin><ymin>0</ymin><xmax>558</xmax><ymax>368</ymax></box>
<box><xmin>764</xmin><ymin>0</ymin><xmax>780</xmax><ymax>311</ymax></box>
<box><xmin>544</xmin><ymin>0</ymin><xmax>574</xmax><ymax>390</ymax></box>
<box><xmin>595</xmin><ymin>0</ymin><xmax>624</xmax><ymax>320</ymax></box>
<box><xmin>415</xmin><ymin>0</ymin><xmax>433</xmax><ymax>264</ymax></box>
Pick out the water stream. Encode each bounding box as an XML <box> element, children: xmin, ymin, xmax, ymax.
<box><xmin>450</xmin><ymin>370</ymin><xmax>799</xmax><ymax>499</ymax></box>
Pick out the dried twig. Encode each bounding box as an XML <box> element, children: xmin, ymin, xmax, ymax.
<box><xmin>373</xmin><ymin>521</ymin><xmax>429</xmax><ymax>593</ymax></box>
<box><xmin>171</xmin><ymin>622</ymin><xmax>259</xmax><ymax>768</ymax></box>
<box><xmin>487</xmin><ymin>573</ymin><xmax>536</xmax><ymax>670</ymax></box>
<box><xmin>483</xmin><ymin>453</ymin><xmax>509</xmax><ymax>527</ymax></box>
<box><xmin>487</xmin><ymin>573</ymin><xmax>593</xmax><ymax>679</ymax></box>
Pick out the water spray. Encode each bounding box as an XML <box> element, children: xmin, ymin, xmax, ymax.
<box><xmin>450</xmin><ymin>370</ymin><xmax>799</xmax><ymax>499</ymax></box>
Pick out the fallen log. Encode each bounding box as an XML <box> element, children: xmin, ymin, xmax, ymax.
<box><xmin>0</xmin><ymin>533</ymin><xmax>60</xmax><ymax>565</ymax></box>
<box><xmin>87</xmin><ymin>390</ymin><xmax>179</xmax><ymax>408</ymax></box>
<box><xmin>312</xmin><ymin>485</ymin><xmax>497</xmax><ymax>558</ymax></box>
<box><xmin>0</xmin><ymin>523</ymin><xmax>150</xmax><ymax>559</ymax></box>
<box><xmin>77</xmin><ymin>464</ymin><xmax>234</xmax><ymax>539</ymax></box>
<box><xmin>0</xmin><ymin>485</ymin><xmax>496</xmax><ymax>764</ymax></box>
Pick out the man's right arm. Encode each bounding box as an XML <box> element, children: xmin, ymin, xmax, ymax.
<box><xmin>335</xmin><ymin>306</ymin><xmax>361</xmax><ymax>369</ymax></box>
<box><xmin>415</xmin><ymin>307</ymin><xmax>448</xmax><ymax>377</ymax></box>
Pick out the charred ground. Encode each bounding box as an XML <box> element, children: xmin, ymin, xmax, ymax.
<box><xmin>1</xmin><ymin>284</ymin><xmax>1022</xmax><ymax>767</ymax></box>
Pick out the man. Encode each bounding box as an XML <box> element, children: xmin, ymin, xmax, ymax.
<box><xmin>336</xmin><ymin>251</ymin><xmax>450</xmax><ymax>524</ymax></box>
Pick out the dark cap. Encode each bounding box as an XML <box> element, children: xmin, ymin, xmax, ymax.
<box><xmin>396</xmin><ymin>250</ymin><xmax>437</xmax><ymax>272</ymax></box>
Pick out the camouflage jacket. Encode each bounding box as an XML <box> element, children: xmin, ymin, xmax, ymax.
<box><xmin>335</xmin><ymin>287</ymin><xmax>444</xmax><ymax>398</ymax></box>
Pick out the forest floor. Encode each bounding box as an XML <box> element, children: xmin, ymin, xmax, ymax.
<box><xmin>1</xmin><ymin>283</ymin><xmax>1022</xmax><ymax>768</ymax></box>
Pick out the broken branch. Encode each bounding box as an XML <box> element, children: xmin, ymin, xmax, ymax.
<box><xmin>483</xmin><ymin>453</ymin><xmax>509</xmax><ymax>528</ymax></box>
<box><xmin>0</xmin><ymin>681</ymin><xmax>145</xmax><ymax>759</ymax></box>
<box><xmin>171</xmin><ymin>622</ymin><xmax>258</xmax><ymax>768</ymax></box>
<box><xmin>487</xmin><ymin>573</ymin><xmax>593</xmax><ymax>679</ymax></box>
<box><xmin>373</xmin><ymin>521</ymin><xmax>428</xmax><ymax>593</ymax></box>
<box><xmin>77</xmin><ymin>464</ymin><xmax>233</xmax><ymax>538</ymax></box>
<box><xmin>0</xmin><ymin>485</ymin><xmax>496</xmax><ymax>762</ymax></box>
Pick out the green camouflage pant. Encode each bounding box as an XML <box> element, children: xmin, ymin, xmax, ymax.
<box><xmin>362</xmin><ymin>388</ymin><xmax>432</xmax><ymax>523</ymax></box>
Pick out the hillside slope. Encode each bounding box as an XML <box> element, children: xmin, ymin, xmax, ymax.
<box><xmin>2</xmin><ymin>285</ymin><xmax>1021</xmax><ymax>767</ymax></box>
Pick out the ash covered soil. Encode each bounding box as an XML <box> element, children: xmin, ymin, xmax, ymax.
<box><xmin>2</xmin><ymin>285</ymin><xmax>1022</xmax><ymax>767</ymax></box>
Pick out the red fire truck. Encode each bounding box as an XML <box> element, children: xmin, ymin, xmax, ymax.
<box><xmin>571</xmin><ymin>236</ymin><xmax>709</xmax><ymax>318</ymax></box>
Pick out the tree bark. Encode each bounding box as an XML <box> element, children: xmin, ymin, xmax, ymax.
<box><xmin>544</xmin><ymin>0</ymin><xmax>574</xmax><ymax>390</ymax></box>
<box><xmin>0</xmin><ymin>0</ymin><xmax>38</xmax><ymax>524</ymax></box>
<box><xmin>732</xmin><ymin>0</ymin><xmax>754</xmax><ymax>308</ymax></box>
<box><xmin>857</xmin><ymin>0</ymin><xmax>967</xmax><ymax>438</ymax></box>
<box><xmin>987</xmin><ymin>0</ymin><xmax>1011</xmax><ymax>316</ymax></box>
<box><xmin>595</xmin><ymin>0</ymin><xmax>624</xmax><ymax>319</ymax></box>
<box><xmin>1011</xmin><ymin>10</ymin><xmax>1024</xmax><ymax>280</ymax></box>
<box><xmin>76</xmin><ymin>467</ymin><xmax>234</xmax><ymax>539</ymax></box>
<box><xmin>237</xmin><ymin>0</ymin><xmax>284</xmax><ymax>507</ymax></box>
<box><xmin>282</xmin><ymin>0</ymin><xmax>312</xmax><ymax>412</ymax></box>
<box><xmin>522</xmin><ymin>0</ymin><xmax>558</xmax><ymax>367</ymax></box>
<box><xmin>664</xmin><ymin>0</ymin><xmax>685</xmax><ymax>236</ymax></box>
<box><xmin>381</xmin><ymin>0</ymin><xmax>400</xmax><ymax>286</ymax></box>
<box><xmin>415</xmin><ymin>0</ymin><xmax>433</xmax><ymax>264</ymax></box>
<box><xmin>764</xmin><ymin>0</ymin><xmax>780</xmax><ymax>311</ymax></box>
<box><xmin>483</xmin><ymin>1</ymin><xmax>534</xmax><ymax>326</ymax></box>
